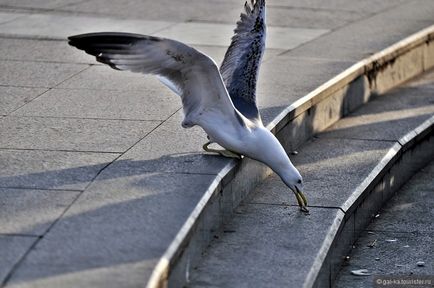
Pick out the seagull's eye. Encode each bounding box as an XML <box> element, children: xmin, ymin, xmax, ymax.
<box><xmin>297</xmin><ymin>179</ymin><xmax>302</xmax><ymax>184</ymax></box>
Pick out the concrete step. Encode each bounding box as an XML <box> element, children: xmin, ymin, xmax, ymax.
<box><xmin>334</xmin><ymin>162</ymin><xmax>434</xmax><ymax>288</ymax></box>
<box><xmin>188</xmin><ymin>70</ymin><xmax>434</xmax><ymax>288</ymax></box>
<box><xmin>146</xmin><ymin>27</ymin><xmax>434</xmax><ymax>288</ymax></box>
<box><xmin>1</xmin><ymin>3</ymin><xmax>434</xmax><ymax>288</ymax></box>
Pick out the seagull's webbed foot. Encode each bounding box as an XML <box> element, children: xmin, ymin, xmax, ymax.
<box><xmin>294</xmin><ymin>187</ymin><xmax>309</xmax><ymax>213</ymax></box>
<box><xmin>202</xmin><ymin>141</ymin><xmax>242</xmax><ymax>159</ymax></box>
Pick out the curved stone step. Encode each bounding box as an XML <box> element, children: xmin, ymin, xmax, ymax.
<box><xmin>147</xmin><ymin>26</ymin><xmax>434</xmax><ymax>288</ymax></box>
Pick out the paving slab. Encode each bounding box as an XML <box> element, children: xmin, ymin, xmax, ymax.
<box><xmin>0</xmin><ymin>116</ymin><xmax>160</xmax><ymax>152</ymax></box>
<box><xmin>0</xmin><ymin>38</ymin><xmax>91</xmax><ymax>64</ymax></box>
<box><xmin>11</xmin><ymin>88</ymin><xmax>180</xmax><ymax>121</ymax></box>
<box><xmin>335</xmin><ymin>231</ymin><xmax>433</xmax><ymax>288</ymax></box>
<box><xmin>335</xmin><ymin>161</ymin><xmax>434</xmax><ymax>288</ymax></box>
<box><xmin>155</xmin><ymin>22</ymin><xmax>328</xmax><ymax>50</ymax></box>
<box><xmin>0</xmin><ymin>12</ymin><xmax>173</xmax><ymax>39</ymax></box>
<box><xmin>0</xmin><ymin>188</ymin><xmax>80</xmax><ymax>236</ymax></box>
<box><xmin>263</xmin><ymin>6</ymin><xmax>366</xmax><ymax>29</ymax></box>
<box><xmin>368</xmin><ymin>174</ymin><xmax>434</xmax><ymax>234</ymax></box>
<box><xmin>288</xmin><ymin>14</ymin><xmax>433</xmax><ymax>61</ymax></box>
<box><xmin>257</xmin><ymin>56</ymin><xmax>352</xmax><ymax>125</ymax></box>
<box><xmin>0</xmin><ymin>86</ymin><xmax>47</xmax><ymax>116</ymax></box>
<box><xmin>0</xmin><ymin>150</ymin><xmax>119</xmax><ymax>190</ymax></box>
<box><xmin>58</xmin><ymin>0</ymin><xmax>239</xmax><ymax>23</ymax></box>
<box><xmin>0</xmin><ymin>60</ymin><xmax>88</xmax><ymax>88</ymax></box>
<box><xmin>379</xmin><ymin>0</ymin><xmax>434</xmax><ymax>21</ymax></box>
<box><xmin>266</xmin><ymin>0</ymin><xmax>408</xmax><ymax>13</ymax></box>
<box><xmin>4</xmin><ymin>172</ymin><xmax>216</xmax><ymax>288</ymax></box>
<box><xmin>190</xmin><ymin>203</ymin><xmax>342</xmax><ymax>288</ymax></box>
<box><xmin>0</xmin><ymin>11</ymin><xmax>25</xmax><ymax>24</ymax></box>
<box><xmin>0</xmin><ymin>0</ymin><xmax>85</xmax><ymax>10</ymax></box>
<box><xmin>319</xmin><ymin>87</ymin><xmax>434</xmax><ymax>141</ymax></box>
<box><xmin>250</xmin><ymin>138</ymin><xmax>392</xmax><ymax>208</ymax></box>
<box><xmin>0</xmin><ymin>235</ymin><xmax>37</xmax><ymax>285</ymax></box>
<box><xmin>115</xmin><ymin>110</ymin><xmax>230</xmax><ymax>174</ymax></box>
<box><xmin>132</xmin><ymin>5</ymin><xmax>366</xmax><ymax>30</ymax></box>
<box><xmin>0</xmin><ymin>1</ymin><xmax>433</xmax><ymax>287</ymax></box>
<box><xmin>58</xmin><ymin>65</ymin><xmax>163</xmax><ymax>91</ymax></box>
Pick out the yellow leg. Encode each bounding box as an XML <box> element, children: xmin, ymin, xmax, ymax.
<box><xmin>202</xmin><ymin>142</ymin><xmax>241</xmax><ymax>159</ymax></box>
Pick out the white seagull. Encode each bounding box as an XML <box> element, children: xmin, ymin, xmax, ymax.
<box><xmin>68</xmin><ymin>0</ymin><xmax>308</xmax><ymax>212</ymax></box>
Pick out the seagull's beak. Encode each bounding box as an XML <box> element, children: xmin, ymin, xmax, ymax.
<box><xmin>294</xmin><ymin>186</ymin><xmax>309</xmax><ymax>213</ymax></box>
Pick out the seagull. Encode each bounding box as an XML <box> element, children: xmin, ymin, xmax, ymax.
<box><xmin>68</xmin><ymin>0</ymin><xmax>308</xmax><ymax>212</ymax></box>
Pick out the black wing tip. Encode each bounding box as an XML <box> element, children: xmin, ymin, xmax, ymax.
<box><xmin>67</xmin><ymin>32</ymin><xmax>162</xmax><ymax>49</ymax></box>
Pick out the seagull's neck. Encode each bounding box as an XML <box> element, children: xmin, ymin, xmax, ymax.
<box><xmin>245</xmin><ymin>126</ymin><xmax>299</xmax><ymax>180</ymax></box>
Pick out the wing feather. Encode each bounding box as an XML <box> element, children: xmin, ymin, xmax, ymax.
<box><xmin>220</xmin><ymin>0</ymin><xmax>266</xmax><ymax>122</ymax></box>
<box><xmin>68</xmin><ymin>32</ymin><xmax>236</xmax><ymax>126</ymax></box>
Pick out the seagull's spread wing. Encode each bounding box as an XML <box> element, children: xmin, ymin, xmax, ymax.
<box><xmin>220</xmin><ymin>0</ymin><xmax>266</xmax><ymax>122</ymax></box>
<box><xmin>68</xmin><ymin>32</ymin><xmax>236</xmax><ymax>127</ymax></box>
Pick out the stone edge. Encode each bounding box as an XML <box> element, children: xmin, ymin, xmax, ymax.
<box><xmin>306</xmin><ymin>116</ymin><xmax>434</xmax><ymax>288</ymax></box>
<box><xmin>146</xmin><ymin>25</ymin><xmax>434</xmax><ymax>288</ymax></box>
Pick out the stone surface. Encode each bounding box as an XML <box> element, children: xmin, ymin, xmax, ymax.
<box><xmin>0</xmin><ymin>150</ymin><xmax>119</xmax><ymax>190</ymax></box>
<box><xmin>118</xmin><ymin>110</ymin><xmax>230</xmax><ymax>174</ymax></box>
<box><xmin>12</xmin><ymin>88</ymin><xmax>180</xmax><ymax>121</ymax></box>
<box><xmin>5</xmin><ymin>172</ymin><xmax>216</xmax><ymax>288</ymax></box>
<box><xmin>1</xmin><ymin>0</ymin><xmax>433</xmax><ymax>287</ymax></box>
<box><xmin>0</xmin><ymin>86</ymin><xmax>47</xmax><ymax>115</ymax></box>
<box><xmin>250</xmin><ymin>138</ymin><xmax>392</xmax><ymax>208</ymax></box>
<box><xmin>190</xmin><ymin>203</ymin><xmax>342</xmax><ymax>288</ymax></box>
<box><xmin>369</xmin><ymin>172</ymin><xmax>434</xmax><ymax>234</ymax></box>
<box><xmin>264</xmin><ymin>6</ymin><xmax>367</xmax><ymax>29</ymax></box>
<box><xmin>0</xmin><ymin>116</ymin><xmax>160</xmax><ymax>152</ymax></box>
<box><xmin>0</xmin><ymin>60</ymin><xmax>88</xmax><ymax>88</ymax></box>
<box><xmin>156</xmin><ymin>22</ymin><xmax>328</xmax><ymax>50</ymax></box>
<box><xmin>257</xmin><ymin>56</ymin><xmax>352</xmax><ymax>125</ymax></box>
<box><xmin>319</xmin><ymin>87</ymin><xmax>434</xmax><ymax>141</ymax></box>
<box><xmin>0</xmin><ymin>38</ymin><xmax>91</xmax><ymax>64</ymax></box>
<box><xmin>0</xmin><ymin>188</ymin><xmax>79</xmax><ymax>235</ymax></box>
<box><xmin>288</xmin><ymin>15</ymin><xmax>433</xmax><ymax>61</ymax></box>
<box><xmin>403</xmin><ymin>67</ymin><xmax>434</xmax><ymax>89</ymax></box>
<box><xmin>58</xmin><ymin>65</ymin><xmax>159</xmax><ymax>91</ymax></box>
<box><xmin>0</xmin><ymin>235</ymin><xmax>37</xmax><ymax>285</ymax></box>
<box><xmin>381</xmin><ymin>0</ymin><xmax>434</xmax><ymax>21</ymax></box>
<box><xmin>267</xmin><ymin>0</ymin><xmax>408</xmax><ymax>13</ymax></box>
<box><xmin>335</xmin><ymin>161</ymin><xmax>434</xmax><ymax>288</ymax></box>
<box><xmin>0</xmin><ymin>0</ymin><xmax>85</xmax><ymax>9</ymax></box>
<box><xmin>0</xmin><ymin>12</ymin><xmax>172</xmax><ymax>39</ymax></box>
<box><xmin>0</xmin><ymin>12</ymin><xmax>26</xmax><ymax>24</ymax></box>
<box><xmin>59</xmin><ymin>0</ymin><xmax>239</xmax><ymax>23</ymax></box>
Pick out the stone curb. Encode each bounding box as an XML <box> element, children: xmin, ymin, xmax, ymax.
<box><xmin>146</xmin><ymin>25</ymin><xmax>434</xmax><ymax>288</ymax></box>
<box><xmin>307</xmin><ymin>115</ymin><xmax>434</xmax><ymax>288</ymax></box>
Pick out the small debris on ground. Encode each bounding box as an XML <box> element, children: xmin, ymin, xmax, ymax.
<box><xmin>351</xmin><ymin>269</ymin><xmax>371</xmax><ymax>276</ymax></box>
<box><xmin>291</xmin><ymin>151</ymin><xmax>298</xmax><ymax>155</ymax></box>
<box><xmin>375</xmin><ymin>257</ymin><xmax>380</xmax><ymax>261</ymax></box>
<box><xmin>416</xmin><ymin>261</ymin><xmax>425</xmax><ymax>267</ymax></box>
<box><xmin>367</xmin><ymin>239</ymin><xmax>377</xmax><ymax>248</ymax></box>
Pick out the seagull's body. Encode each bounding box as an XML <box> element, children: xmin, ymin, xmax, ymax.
<box><xmin>68</xmin><ymin>0</ymin><xmax>308</xmax><ymax>211</ymax></box>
